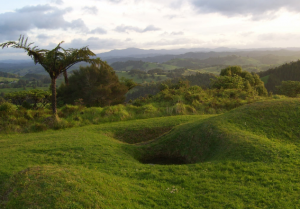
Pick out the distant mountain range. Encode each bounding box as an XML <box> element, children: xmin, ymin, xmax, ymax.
<box><xmin>102</xmin><ymin>49</ymin><xmax>300</xmax><ymax>64</ymax></box>
<box><xmin>97</xmin><ymin>47</ymin><xmax>300</xmax><ymax>58</ymax></box>
<box><xmin>96</xmin><ymin>47</ymin><xmax>240</xmax><ymax>58</ymax></box>
<box><xmin>1</xmin><ymin>48</ymin><xmax>300</xmax><ymax>76</ymax></box>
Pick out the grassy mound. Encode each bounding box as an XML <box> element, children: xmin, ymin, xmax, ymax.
<box><xmin>98</xmin><ymin>115</ymin><xmax>212</xmax><ymax>144</ymax></box>
<box><xmin>1</xmin><ymin>166</ymin><xmax>121</xmax><ymax>208</ymax></box>
<box><xmin>1</xmin><ymin>103</ymin><xmax>300</xmax><ymax>208</ymax></box>
<box><xmin>140</xmin><ymin>99</ymin><xmax>300</xmax><ymax>164</ymax></box>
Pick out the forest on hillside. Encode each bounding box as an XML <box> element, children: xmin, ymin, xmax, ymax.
<box><xmin>258</xmin><ymin>60</ymin><xmax>300</xmax><ymax>93</ymax></box>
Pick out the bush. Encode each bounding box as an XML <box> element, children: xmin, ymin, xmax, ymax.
<box><xmin>4</xmin><ymin>90</ymin><xmax>51</xmax><ymax>109</ymax></box>
<box><xmin>57</xmin><ymin>64</ymin><xmax>130</xmax><ymax>107</ymax></box>
<box><xmin>0</xmin><ymin>102</ymin><xmax>15</xmax><ymax>116</ymax></box>
<box><xmin>276</xmin><ymin>81</ymin><xmax>300</xmax><ymax>97</ymax></box>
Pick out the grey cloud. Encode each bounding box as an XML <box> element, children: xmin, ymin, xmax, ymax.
<box><xmin>16</xmin><ymin>4</ymin><xmax>57</xmax><ymax>13</ymax></box>
<box><xmin>37</xmin><ymin>34</ymin><xmax>51</xmax><ymax>40</ymax></box>
<box><xmin>0</xmin><ymin>4</ymin><xmax>88</xmax><ymax>41</ymax></box>
<box><xmin>190</xmin><ymin>0</ymin><xmax>300</xmax><ymax>19</ymax></box>
<box><xmin>170</xmin><ymin>0</ymin><xmax>184</xmax><ymax>9</ymax></box>
<box><xmin>82</xmin><ymin>6</ymin><xmax>98</xmax><ymax>15</ymax></box>
<box><xmin>51</xmin><ymin>0</ymin><xmax>64</xmax><ymax>5</ymax></box>
<box><xmin>164</xmin><ymin>15</ymin><xmax>180</xmax><ymax>19</ymax></box>
<box><xmin>143</xmin><ymin>25</ymin><xmax>160</xmax><ymax>32</ymax></box>
<box><xmin>89</xmin><ymin>27</ymin><xmax>107</xmax><ymax>34</ymax></box>
<box><xmin>114</xmin><ymin>25</ymin><xmax>160</xmax><ymax>33</ymax></box>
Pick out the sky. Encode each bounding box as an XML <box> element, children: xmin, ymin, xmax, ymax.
<box><xmin>1</xmin><ymin>0</ymin><xmax>300</xmax><ymax>59</ymax></box>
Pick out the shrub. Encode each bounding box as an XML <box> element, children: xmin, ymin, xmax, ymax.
<box><xmin>0</xmin><ymin>102</ymin><xmax>15</xmax><ymax>116</ymax></box>
<box><xmin>142</xmin><ymin>104</ymin><xmax>158</xmax><ymax>114</ymax></box>
<box><xmin>276</xmin><ymin>81</ymin><xmax>300</xmax><ymax>97</ymax></box>
<box><xmin>101</xmin><ymin>105</ymin><xmax>130</xmax><ymax>120</ymax></box>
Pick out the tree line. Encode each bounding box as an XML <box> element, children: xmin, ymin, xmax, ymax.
<box><xmin>258</xmin><ymin>60</ymin><xmax>300</xmax><ymax>93</ymax></box>
<box><xmin>0</xmin><ymin>71</ymin><xmax>19</xmax><ymax>78</ymax></box>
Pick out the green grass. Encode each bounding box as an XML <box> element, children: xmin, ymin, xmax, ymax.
<box><xmin>1</xmin><ymin>99</ymin><xmax>300</xmax><ymax>208</ymax></box>
<box><xmin>116</xmin><ymin>71</ymin><xmax>168</xmax><ymax>84</ymax></box>
<box><xmin>195</xmin><ymin>66</ymin><xmax>223</xmax><ymax>75</ymax></box>
<box><xmin>0</xmin><ymin>77</ymin><xmax>19</xmax><ymax>82</ymax></box>
<box><xmin>0</xmin><ymin>77</ymin><xmax>65</xmax><ymax>93</ymax></box>
<box><xmin>0</xmin><ymin>86</ymin><xmax>50</xmax><ymax>93</ymax></box>
<box><xmin>261</xmin><ymin>75</ymin><xmax>270</xmax><ymax>84</ymax></box>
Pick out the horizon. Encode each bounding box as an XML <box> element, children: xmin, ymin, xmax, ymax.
<box><xmin>2</xmin><ymin>46</ymin><xmax>300</xmax><ymax>61</ymax></box>
<box><xmin>1</xmin><ymin>0</ymin><xmax>300</xmax><ymax>59</ymax></box>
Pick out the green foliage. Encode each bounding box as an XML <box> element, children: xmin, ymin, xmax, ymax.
<box><xmin>126</xmin><ymin>73</ymin><xmax>216</xmax><ymax>102</ymax></box>
<box><xmin>0</xmin><ymin>102</ymin><xmax>15</xmax><ymax>116</ymax></box>
<box><xmin>111</xmin><ymin>60</ymin><xmax>178</xmax><ymax>72</ymax></box>
<box><xmin>0</xmin><ymin>71</ymin><xmax>19</xmax><ymax>78</ymax></box>
<box><xmin>128</xmin><ymin>69</ymin><xmax>147</xmax><ymax>75</ymax></box>
<box><xmin>258</xmin><ymin>60</ymin><xmax>300</xmax><ymax>93</ymax></box>
<box><xmin>119</xmin><ymin>77</ymin><xmax>137</xmax><ymax>90</ymax></box>
<box><xmin>211</xmin><ymin>75</ymin><xmax>245</xmax><ymax>89</ymax></box>
<box><xmin>147</xmin><ymin>68</ymin><xmax>165</xmax><ymax>74</ymax></box>
<box><xmin>211</xmin><ymin>66</ymin><xmax>268</xmax><ymax>96</ymax></box>
<box><xmin>130</xmin><ymin>80</ymin><xmax>268</xmax><ymax>116</ymax></box>
<box><xmin>0</xmin><ymin>35</ymin><xmax>107</xmax><ymax>115</ymax></box>
<box><xmin>5</xmin><ymin>89</ymin><xmax>51</xmax><ymax>109</ymax></box>
<box><xmin>277</xmin><ymin>80</ymin><xmax>300</xmax><ymax>97</ymax></box>
<box><xmin>57</xmin><ymin>64</ymin><xmax>129</xmax><ymax>107</ymax></box>
<box><xmin>219</xmin><ymin>65</ymin><xmax>242</xmax><ymax>76</ymax></box>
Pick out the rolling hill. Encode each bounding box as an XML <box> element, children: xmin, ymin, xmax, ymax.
<box><xmin>1</xmin><ymin>98</ymin><xmax>300</xmax><ymax>208</ymax></box>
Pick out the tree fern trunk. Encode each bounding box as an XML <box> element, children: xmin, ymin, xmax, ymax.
<box><xmin>63</xmin><ymin>70</ymin><xmax>69</xmax><ymax>85</ymax></box>
<box><xmin>51</xmin><ymin>77</ymin><xmax>57</xmax><ymax>115</ymax></box>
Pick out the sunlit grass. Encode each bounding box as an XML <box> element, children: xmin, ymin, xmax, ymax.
<box><xmin>1</xmin><ymin>99</ymin><xmax>300</xmax><ymax>208</ymax></box>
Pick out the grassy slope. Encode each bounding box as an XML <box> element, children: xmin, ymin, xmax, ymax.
<box><xmin>1</xmin><ymin>99</ymin><xmax>300</xmax><ymax>208</ymax></box>
<box><xmin>116</xmin><ymin>71</ymin><xmax>168</xmax><ymax>83</ymax></box>
<box><xmin>114</xmin><ymin>62</ymin><xmax>178</xmax><ymax>72</ymax></box>
<box><xmin>260</xmin><ymin>75</ymin><xmax>270</xmax><ymax>84</ymax></box>
<box><xmin>0</xmin><ymin>78</ymin><xmax>64</xmax><ymax>94</ymax></box>
<box><xmin>0</xmin><ymin>77</ymin><xmax>19</xmax><ymax>82</ymax></box>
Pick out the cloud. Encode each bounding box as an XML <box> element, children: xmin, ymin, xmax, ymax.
<box><xmin>50</xmin><ymin>0</ymin><xmax>64</xmax><ymax>5</ymax></box>
<box><xmin>37</xmin><ymin>34</ymin><xmax>51</xmax><ymax>40</ymax></box>
<box><xmin>89</xmin><ymin>27</ymin><xmax>107</xmax><ymax>34</ymax></box>
<box><xmin>145</xmin><ymin>37</ymin><xmax>204</xmax><ymax>47</ymax></box>
<box><xmin>143</xmin><ymin>25</ymin><xmax>161</xmax><ymax>32</ymax></box>
<box><xmin>114</xmin><ymin>24</ymin><xmax>160</xmax><ymax>33</ymax></box>
<box><xmin>160</xmin><ymin>31</ymin><xmax>184</xmax><ymax>36</ymax></box>
<box><xmin>104</xmin><ymin>0</ymin><xmax>123</xmax><ymax>3</ymax></box>
<box><xmin>63</xmin><ymin>37</ymin><xmax>128</xmax><ymax>50</ymax></box>
<box><xmin>171</xmin><ymin>31</ymin><xmax>184</xmax><ymax>35</ymax></box>
<box><xmin>164</xmin><ymin>15</ymin><xmax>180</xmax><ymax>19</ymax></box>
<box><xmin>82</xmin><ymin>6</ymin><xmax>98</xmax><ymax>15</ymax></box>
<box><xmin>190</xmin><ymin>0</ymin><xmax>300</xmax><ymax>19</ymax></box>
<box><xmin>257</xmin><ymin>33</ymin><xmax>300</xmax><ymax>41</ymax></box>
<box><xmin>0</xmin><ymin>4</ymin><xmax>88</xmax><ymax>41</ymax></box>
